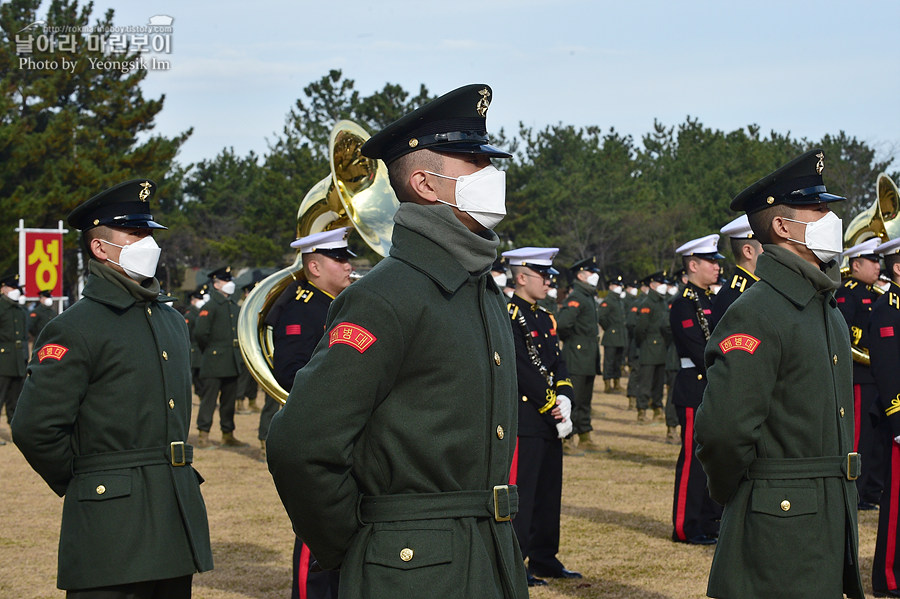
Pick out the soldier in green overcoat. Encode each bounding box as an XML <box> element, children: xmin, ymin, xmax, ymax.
<box><xmin>194</xmin><ymin>266</ymin><xmax>247</xmax><ymax>447</ymax></box>
<box><xmin>597</xmin><ymin>275</ymin><xmax>627</xmax><ymax>393</ymax></box>
<box><xmin>183</xmin><ymin>285</ymin><xmax>207</xmax><ymax>399</ymax></box>
<box><xmin>633</xmin><ymin>272</ymin><xmax>671</xmax><ymax>422</ymax></box>
<box><xmin>557</xmin><ymin>257</ymin><xmax>602</xmax><ymax>452</ymax></box>
<box><xmin>0</xmin><ymin>272</ymin><xmax>28</xmax><ymax>425</ymax></box>
<box><xmin>28</xmin><ymin>289</ymin><xmax>57</xmax><ymax>341</ymax></box>
<box><xmin>266</xmin><ymin>84</ymin><xmax>529</xmax><ymax>599</ymax></box>
<box><xmin>11</xmin><ymin>180</ymin><xmax>213</xmax><ymax>597</ymax></box>
<box><xmin>695</xmin><ymin>150</ymin><xmax>864</xmax><ymax>598</ymax></box>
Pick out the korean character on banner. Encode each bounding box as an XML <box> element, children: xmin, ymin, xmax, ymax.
<box><xmin>106</xmin><ymin>33</ymin><xmax>128</xmax><ymax>54</ymax></box>
<box><xmin>15</xmin><ymin>33</ymin><xmax>34</xmax><ymax>54</ymax></box>
<box><xmin>85</xmin><ymin>33</ymin><xmax>105</xmax><ymax>52</ymax></box>
<box><xmin>150</xmin><ymin>33</ymin><xmax>171</xmax><ymax>53</ymax></box>
<box><xmin>130</xmin><ymin>34</ymin><xmax>149</xmax><ymax>53</ymax></box>
<box><xmin>56</xmin><ymin>33</ymin><xmax>76</xmax><ymax>53</ymax></box>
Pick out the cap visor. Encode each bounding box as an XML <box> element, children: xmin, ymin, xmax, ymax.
<box><xmin>434</xmin><ymin>143</ymin><xmax>512</xmax><ymax>158</ymax></box>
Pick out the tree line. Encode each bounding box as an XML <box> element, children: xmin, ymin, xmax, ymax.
<box><xmin>2</xmin><ymin>0</ymin><xmax>897</xmax><ymax>298</ymax></box>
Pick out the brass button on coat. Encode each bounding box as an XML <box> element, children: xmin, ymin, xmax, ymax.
<box><xmin>162</xmin><ymin>351</ymin><xmax>168</xmax><ymax>360</ymax></box>
<box><xmin>780</xmin><ymin>500</ymin><xmax>791</xmax><ymax>512</ymax></box>
<box><xmin>697</xmin><ymin>374</ymin><xmax>703</xmax><ymax>381</ymax></box>
<box><xmin>493</xmin><ymin>352</ymin><xmax>501</xmax><ymax>365</ymax></box>
<box><xmin>147</xmin><ymin>307</ymin><xmax>152</xmax><ymax>316</ymax></box>
<box><xmin>497</xmin><ymin>425</ymin><xmax>505</xmax><ymax>439</ymax></box>
<box><xmin>96</xmin><ymin>485</ymin><xmax>106</xmax><ymax>495</ymax></box>
<box><xmin>833</xmin><ymin>354</ymin><xmax>838</xmax><ymax>365</ymax></box>
<box><xmin>168</xmin><ymin>399</ymin><xmax>175</xmax><ymax>409</ymax></box>
<box><xmin>840</xmin><ymin>407</ymin><xmax>845</xmax><ymax>418</ymax></box>
<box><xmin>400</xmin><ymin>548</ymin><xmax>414</xmax><ymax>562</ymax></box>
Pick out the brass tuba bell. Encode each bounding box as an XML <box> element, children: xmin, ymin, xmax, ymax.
<box><xmin>237</xmin><ymin>121</ymin><xmax>399</xmax><ymax>403</ymax></box>
<box><xmin>844</xmin><ymin>173</ymin><xmax>900</xmax><ymax>247</ymax></box>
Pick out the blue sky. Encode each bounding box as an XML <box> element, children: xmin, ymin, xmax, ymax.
<box><xmin>70</xmin><ymin>0</ymin><xmax>900</xmax><ymax>167</ymax></box>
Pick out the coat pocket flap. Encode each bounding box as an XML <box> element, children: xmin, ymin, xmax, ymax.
<box><xmin>365</xmin><ymin>528</ymin><xmax>452</xmax><ymax>570</ymax></box>
<box><xmin>751</xmin><ymin>486</ymin><xmax>817</xmax><ymax>517</ymax></box>
<box><xmin>78</xmin><ymin>473</ymin><xmax>132</xmax><ymax>501</ymax></box>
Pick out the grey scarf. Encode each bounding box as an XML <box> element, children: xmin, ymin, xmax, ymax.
<box><xmin>90</xmin><ymin>260</ymin><xmax>161</xmax><ymax>301</ymax></box>
<box><xmin>393</xmin><ymin>202</ymin><xmax>499</xmax><ymax>274</ymax></box>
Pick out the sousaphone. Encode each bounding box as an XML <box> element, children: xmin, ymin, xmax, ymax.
<box><xmin>237</xmin><ymin>121</ymin><xmax>399</xmax><ymax>402</ymax></box>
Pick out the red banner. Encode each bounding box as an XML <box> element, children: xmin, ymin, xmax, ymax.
<box><xmin>23</xmin><ymin>231</ymin><xmax>63</xmax><ymax>297</ymax></box>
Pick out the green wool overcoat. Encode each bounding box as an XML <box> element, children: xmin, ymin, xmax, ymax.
<box><xmin>194</xmin><ymin>289</ymin><xmax>241</xmax><ymax>378</ymax></box>
<box><xmin>597</xmin><ymin>291</ymin><xmax>627</xmax><ymax>348</ymax></box>
<box><xmin>266</xmin><ymin>218</ymin><xmax>528</xmax><ymax>599</ymax></box>
<box><xmin>11</xmin><ymin>262</ymin><xmax>213</xmax><ymax>590</ymax></box>
<box><xmin>695</xmin><ymin>246</ymin><xmax>864</xmax><ymax>599</ymax></box>
<box><xmin>633</xmin><ymin>290</ymin><xmax>670</xmax><ymax>365</ymax></box>
<box><xmin>0</xmin><ymin>295</ymin><xmax>28</xmax><ymax>376</ymax></box>
<box><xmin>557</xmin><ymin>280</ymin><xmax>600</xmax><ymax>375</ymax></box>
<box><xmin>183</xmin><ymin>303</ymin><xmax>202</xmax><ymax>369</ymax></box>
<box><xmin>27</xmin><ymin>302</ymin><xmax>56</xmax><ymax>341</ymax></box>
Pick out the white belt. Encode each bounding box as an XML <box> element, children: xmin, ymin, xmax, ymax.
<box><xmin>680</xmin><ymin>357</ymin><xmax>696</xmax><ymax>369</ymax></box>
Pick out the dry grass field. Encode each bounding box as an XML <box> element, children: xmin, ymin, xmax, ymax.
<box><xmin>0</xmin><ymin>382</ymin><xmax>881</xmax><ymax>598</ymax></box>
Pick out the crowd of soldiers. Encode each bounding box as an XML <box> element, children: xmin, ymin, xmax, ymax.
<box><xmin>1</xmin><ymin>81</ymin><xmax>899</xmax><ymax>599</ymax></box>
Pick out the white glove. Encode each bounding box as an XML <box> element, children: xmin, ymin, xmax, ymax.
<box><xmin>556</xmin><ymin>418</ymin><xmax>573</xmax><ymax>439</ymax></box>
<box><xmin>556</xmin><ymin>394</ymin><xmax>572</xmax><ymax>421</ymax></box>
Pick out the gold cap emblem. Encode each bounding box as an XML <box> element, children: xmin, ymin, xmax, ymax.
<box><xmin>139</xmin><ymin>180</ymin><xmax>152</xmax><ymax>202</ymax></box>
<box><xmin>815</xmin><ymin>152</ymin><xmax>824</xmax><ymax>175</ymax></box>
<box><xmin>766</xmin><ymin>196</ymin><xmax>775</xmax><ymax>205</ymax></box>
<box><xmin>476</xmin><ymin>87</ymin><xmax>491</xmax><ymax>117</ymax></box>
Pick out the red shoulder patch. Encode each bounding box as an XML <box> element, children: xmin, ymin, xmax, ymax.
<box><xmin>567</xmin><ymin>300</ymin><xmax>580</xmax><ymax>308</ymax></box>
<box><xmin>681</xmin><ymin>319</ymin><xmax>694</xmax><ymax>329</ymax></box>
<box><xmin>38</xmin><ymin>343</ymin><xmax>68</xmax><ymax>363</ymax></box>
<box><xmin>329</xmin><ymin>322</ymin><xmax>376</xmax><ymax>353</ymax></box>
<box><xmin>640</xmin><ymin>307</ymin><xmax>651</xmax><ymax>314</ymax></box>
<box><xmin>881</xmin><ymin>326</ymin><xmax>895</xmax><ymax>338</ymax></box>
<box><xmin>862</xmin><ymin>298</ymin><xmax>872</xmax><ymax>304</ymax></box>
<box><xmin>836</xmin><ymin>297</ymin><xmax>846</xmax><ymax>304</ymax></box>
<box><xmin>600</xmin><ymin>302</ymin><xmax>608</xmax><ymax>307</ymax></box>
<box><xmin>285</xmin><ymin>324</ymin><xmax>301</xmax><ymax>336</ymax></box>
<box><xmin>199</xmin><ymin>310</ymin><xmax>209</xmax><ymax>317</ymax></box>
<box><xmin>718</xmin><ymin>334</ymin><xmax>761</xmax><ymax>355</ymax></box>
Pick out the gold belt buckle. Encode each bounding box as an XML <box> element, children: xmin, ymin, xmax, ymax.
<box><xmin>493</xmin><ymin>485</ymin><xmax>511</xmax><ymax>522</ymax></box>
<box><xmin>847</xmin><ymin>452</ymin><xmax>859</xmax><ymax>481</ymax></box>
<box><xmin>170</xmin><ymin>441</ymin><xmax>186</xmax><ymax>467</ymax></box>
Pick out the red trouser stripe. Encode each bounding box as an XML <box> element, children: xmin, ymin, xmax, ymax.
<box><xmin>854</xmin><ymin>384</ymin><xmax>861</xmax><ymax>452</ymax></box>
<box><xmin>674</xmin><ymin>407</ymin><xmax>694</xmax><ymax>541</ymax></box>
<box><xmin>298</xmin><ymin>542</ymin><xmax>310</xmax><ymax>599</ymax></box>
<box><xmin>509</xmin><ymin>437</ymin><xmax>520</xmax><ymax>485</ymax></box>
<box><xmin>886</xmin><ymin>443</ymin><xmax>900</xmax><ymax>590</ymax></box>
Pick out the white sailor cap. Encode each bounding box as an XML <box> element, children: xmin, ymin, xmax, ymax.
<box><xmin>875</xmin><ymin>238</ymin><xmax>900</xmax><ymax>256</ymax></box>
<box><xmin>720</xmin><ymin>214</ymin><xmax>754</xmax><ymax>239</ymax></box>
<box><xmin>502</xmin><ymin>247</ymin><xmax>560</xmax><ymax>275</ymax></box>
<box><xmin>290</xmin><ymin>226</ymin><xmax>356</xmax><ymax>259</ymax></box>
<box><xmin>843</xmin><ymin>237</ymin><xmax>881</xmax><ymax>260</ymax></box>
<box><xmin>675</xmin><ymin>234</ymin><xmax>724</xmax><ymax>259</ymax></box>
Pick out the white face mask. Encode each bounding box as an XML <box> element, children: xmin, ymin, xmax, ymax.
<box><xmin>618</xmin><ymin>290</ymin><xmax>626</xmax><ymax>298</ymax></box>
<box><xmin>667</xmin><ymin>285</ymin><xmax>678</xmax><ymax>296</ymax></box>
<box><xmin>425</xmin><ymin>165</ymin><xmax>507</xmax><ymax>230</ymax></box>
<box><xmin>6</xmin><ymin>288</ymin><xmax>21</xmax><ymax>302</ymax></box>
<box><xmin>609</xmin><ymin>285</ymin><xmax>622</xmax><ymax>294</ymax></box>
<box><xmin>220</xmin><ymin>280</ymin><xmax>236</xmax><ymax>295</ymax></box>
<box><xmin>492</xmin><ymin>273</ymin><xmax>508</xmax><ymax>288</ymax></box>
<box><xmin>627</xmin><ymin>288</ymin><xmax>638</xmax><ymax>297</ymax></box>
<box><xmin>585</xmin><ymin>272</ymin><xmax>600</xmax><ymax>287</ymax></box>
<box><xmin>101</xmin><ymin>236</ymin><xmax>161</xmax><ymax>281</ymax></box>
<box><xmin>41</xmin><ymin>297</ymin><xmax>53</xmax><ymax>307</ymax></box>
<box><xmin>546</xmin><ymin>287</ymin><xmax>558</xmax><ymax>299</ymax></box>
<box><xmin>202</xmin><ymin>293</ymin><xmax>210</xmax><ymax>303</ymax></box>
<box><xmin>655</xmin><ymin>284</ymin><xmax>668</xmax><ymax>296</ymax></box>
<box><xmin>783</xmin><ymin>212</ymin><xmax>844</xmax><ymax>263</ymax></box>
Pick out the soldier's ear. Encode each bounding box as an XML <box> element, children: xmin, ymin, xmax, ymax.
<box><xmin>770</xmin><ymin>215</ymin><xmax>792</xmax><ymax>242</ymax></box>
<box><xmin>408</xmin><ymin>169</ymin><xmax>440</xmax><ymax>204</ymax></box>
<box><xmin>892</xmin><ymin>262</ymin><xmax>900</xmax><ymax>280</ymax></box>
